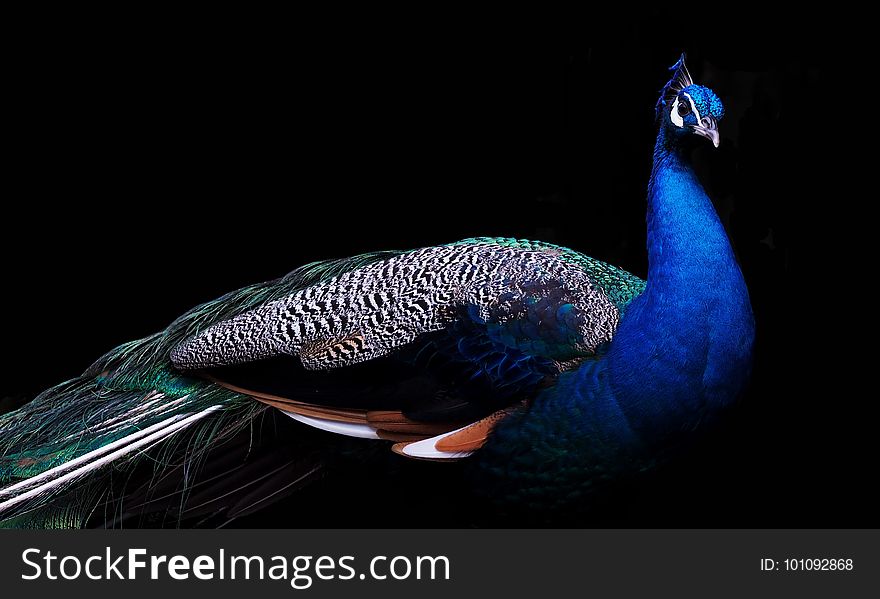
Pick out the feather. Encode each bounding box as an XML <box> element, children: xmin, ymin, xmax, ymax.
<box><xmin>390</xmin><ymin>408</ymin><xmax>516</xmax><ymax>460</ymax></box>
<box><xmin>391</xmin><ymin>429</ymin><xmax>475</xmax><ymax>461</ymax></box>
<box><xmin>657</xmin><ymin>53</ymin><xmax>694</xmax><ymax>117</ymax></box>
<box><xmin>211</xmin><ymin>368</ymin><xmax>476</xmax><ymax>439</ymax></box>
<box><xmin>0</xmin><ymin>405</ymin><xmax>221</xmax><ymax>515</ymax></box>
<box><xmin>282</xmin><ymin>412</ymin><xmax>380</xmax><ymax>439</ymax></box>
<box><xmin>375</xmin><ymin>430</ymin><xmax>430</xmax><ymax>443</ymax></box>
<box><xmin>98</xmin><ymin>411</ymin><xmax>328</xmax><ymax>528</ymax></box>
<box><xmin>225</xmin><ymin>464</ymin><xmax>323</xmax><ymax>521</ymax></box>
<box><xmin>365</xmin><ymin>411</ymin><xmax>465</xmax><ymax>436</ymax></box>
<box><xmin>170</xmin><ymin>241</ymin><xmax>627</xmax><ymax>372</ymax></box>
<box><xmin>0</xmin><ymin>250</ymin><xmax>404</xmax><ymax>527</ymax></box>
<box><xmin>209</xmin><ymin>377</ymin><xmax>371</xmax><ymax>423</ymax></box>
<box><xmin>0</xmin><ymin>405</ymin><xmax>188</xmax><ymax>498</ymax></box>
<box><xmin>434</xmin><ymin>408</ymin><xmax>515</xmax><ymax>452</ymax></box>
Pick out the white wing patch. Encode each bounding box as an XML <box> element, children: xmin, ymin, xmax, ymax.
<box><xmin>281</xmin><ymin>411</ymin><xmax>381</xmax><ymax>439</ymax></box>
<box><xmin>393</xmin><ymin>426</ymin><xmax>475</xmax><ymax>460</ymax></box>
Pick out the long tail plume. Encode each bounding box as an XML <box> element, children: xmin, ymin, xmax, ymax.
<box><xmin>0</xmin><ymin>251</ymin><xmax>400</xmax><ymax>527</ymax></box>
<box><xmin>0</xmin><ymin>404</ymin><xmax>221</xmax><ymax>515</ymax></box>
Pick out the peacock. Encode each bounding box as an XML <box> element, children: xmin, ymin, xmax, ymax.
<box><xmin>0</xmin><ymin>55</ymin><xmax>754</xmax><ymax>527</ymax></box>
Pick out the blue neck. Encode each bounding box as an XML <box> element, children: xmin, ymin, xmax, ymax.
<box><xmin>472</xmin><ymin>128</ymin><xmax>754</xmax><ymax>503</ymax></box>
<box><xmin>606</xmin><ymin>129</ymin><xmax>754</xmax><ymax>442</ymax></box>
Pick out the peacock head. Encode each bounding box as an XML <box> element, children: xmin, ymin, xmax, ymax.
<box><xmin>656</xmin><ymin>54</ymin><xmax>724</xmax><ymax>149</ymax></box>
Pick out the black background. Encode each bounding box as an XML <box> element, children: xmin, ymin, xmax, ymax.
<box><xmin>2</xmin><ymin>11</ymin><xmax>869</xmax><ymax>527</ymax></box>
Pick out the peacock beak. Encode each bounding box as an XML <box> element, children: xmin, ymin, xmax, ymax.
<box><xmin>692</xmin><ymin>117</ymin><xmax>720</xmax><ymax>148</ymax></box>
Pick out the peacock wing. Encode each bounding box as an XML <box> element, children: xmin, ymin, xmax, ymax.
<box><xmin>170</xmin><ymin>239</ymin><xmax>645</xmax><ymax>458</ymax></box>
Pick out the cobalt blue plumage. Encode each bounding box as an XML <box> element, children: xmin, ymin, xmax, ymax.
<box><xmin>0</xmin><ymin>55</ymin><xmax>753</xmax><ymax>526</ymax></box>
<box><xmin>475</xmin><ymin>55</ymin><xmax>754</xmax><ymax>506</ymax></box>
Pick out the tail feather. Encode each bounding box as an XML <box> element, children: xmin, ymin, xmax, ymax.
<box><xmin>0</xmin><ymin>375</ymin><xmax>249</xmax><ymax>482</ymax></box>
<box><xmin>0</xmin><ymin>404</ymin><xmax>221</xmax><ymax>516</ymax></box>
<box><xmin>0</xmin><ymin>251</ymin><xmax>402</xmax><ymax>527</ymax></box>
<box><xmin>94</xmin><ymin>411</ymin><xmax>331</xmax><ymax>528</ymax></box>
<box><xmin>0</xmin><ymin>350</ymin><xmax>263</xmax><ymax>527</ymax></box>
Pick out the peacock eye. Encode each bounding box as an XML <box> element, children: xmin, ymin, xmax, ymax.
<box><xmin>677</xmin><ymin>100</ymin><xmax>691</xmax><ymax>117</ymax></box>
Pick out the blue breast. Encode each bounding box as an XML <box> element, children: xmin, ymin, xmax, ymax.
<box><xmin>473</xmin><ymin>138</ymin><xmax>754</xmax><ymax>506</ymax></box>
<box><xmin>608</xmin><ymin>150</ymin><xmax>754</xmax><ymax>441</ymax></box>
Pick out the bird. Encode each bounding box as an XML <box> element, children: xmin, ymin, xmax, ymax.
<box><xmin>0</xmin><ymin>55</ymin><xmax>754</xmax><ymax>527</ymax></box>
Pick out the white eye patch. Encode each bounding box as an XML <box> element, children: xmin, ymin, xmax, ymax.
<box><xmin>670</xmin><ymin>93</ymin><xmax>702</xmax><ymax>128</ymax></box>
<box><xmin>670</xmin><ymin>97</ymin><xmax>684</xmax><ymax>127</ymax></box>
